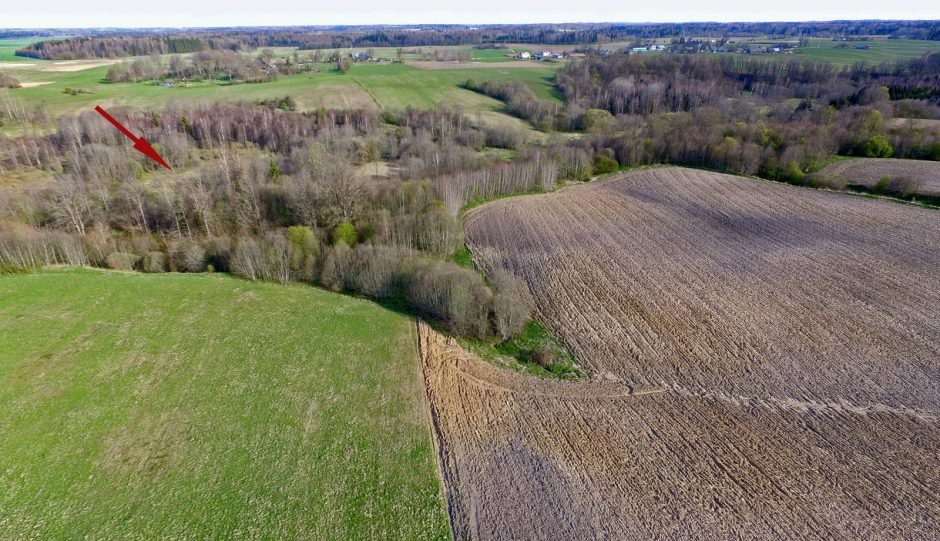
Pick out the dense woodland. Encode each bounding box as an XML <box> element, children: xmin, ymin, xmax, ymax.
<box><xmin>14</xmin><ymin>21</ymin><xmax>940</xmax><ymax>60</ymax></box>
<box><xmin>0</xmin><ymin>103</ymin><xmax>569</xmax><ymax>338</ymax></box>
<box><xmin>544</xmin><ymin>53</ymin><xmax>940</xmax><ymax>188</ymax></box>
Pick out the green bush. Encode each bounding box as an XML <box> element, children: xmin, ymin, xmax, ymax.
<box><xmin>593</xmin><ymin>155</ymin><xmax>619</xmax><ymax>175</ymax></box>
<box><xmin>582</xmin><ymin>108</ymin><xmax>616</xmax><ymax>132</ymax></box>
<box><xmin>287</xmin><ymin>225</ymin><xmax>319</xmax><ymax>281</ymax></box>
<box><xmin>0</xmin><ymin>262</ymin><xmax>30</xmax><ymax>275</ymax></box>
<box><xmin>332</xmin><ymin>222</ymin><xmax>358</xmax><ymax>247</ymax></box>
<box><xmin>105</xmin><ymin>252</ymin><xmax>141</xmax><ymax>271</ymax></box>
<box><xmin>862</xmin><ymin>135</ymin><xmax>893</xmax><ymax>158</ymax></box>
<box><xmin>783</xmin><ymin>161</ymin><xmax>805</xmax><ymax>183</ymax></box>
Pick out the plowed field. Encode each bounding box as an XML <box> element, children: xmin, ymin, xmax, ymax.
<box><xmin>421</xmin><ymin>167</ymin><xmax>940</xmax><ymax>540</ymax></box>
<box><xmin>820</xmin><ymin>157</ymin><xmax>940</xmax><ymax>197</ymax></box>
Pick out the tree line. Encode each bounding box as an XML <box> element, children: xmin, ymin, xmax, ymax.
<box><xmin>16</xmin><ymin>21</ymin><xmax>940</xmax><ymax>60</ymax></box>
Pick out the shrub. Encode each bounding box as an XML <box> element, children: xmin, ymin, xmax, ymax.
<box><xmin>593</xmin><ymin>155</ymin><xmax>619</xmax><ymax>175</ymax></box>
<box><xmin>490</xmin><ymin>269</ymin><xmax>535</xmax><ymax>340</ymax></box>
<box><xmin>783</xmin><ymin>161</ymin><xmax>805</xmax><ymax>183</ymax></box>
<box><xmin>105</xmin><ymin>252</ymin><xmax>140</xmax><ymax>271</ymax></box>
<box><xmin>347</xmin><ymin>245</ymin><xmax>407</xmax><ymax>299</ymax></box>
<box><xmin>0</xmin><ymin>73</ymin><xmax>20</xmax><ymax>89</ymax></box>
<box><xmin>582</xmin><ymin>108</ymin><xmax>616</xmax><ymax>132</ymax></box>
<box><xmin>175</xmin><ymin>242</ymin><xmax>206</xmax><ymax>272</ymax></box>
<box><xmin>530</xmin><ymin>347</ymin><xmax>555</xmax><ymax>368</ymax></box>
<box><xmin>287</xmin><ymin>225</ymin><xmax>319</xmax><ymax>281</ymax></box>
<box><xmin>231</xmin><ymin>234</ymin><xmax>291</xmax><ymax>283</ymax></box>
<box><xmin>205</xmin><ymin>236</ymin><xmax>232</xmax><ymax>273</ymax></box>
<box><xmin>873</xmin><ymin>176</ymin><xmax>919</xmax><ymax>198</ymax></box>
<box><xmin>142</xmin><ymin>251</ymin><xmax>168</xmax><ymax>273</ymax></box>
<box><xmin>231</xmin><ymin>237</ymin><xmax>263</xmax><ymax>280</ymax></box>
<box><xmin>320</xmin><ymin>243</ymin><xmax>352</xmax><ymax>291</ymax></box>
<box><xmin>404</xmin><ymin>260</ymin><xmax>492</xmax><ymax>338</ymax></box>
<box><xmin>861</xmin><ymin>135</ymin><xmax>893</xmax><ymax>158</ymax></box>
<box><xmin>332</xmin><ymin>222</ymin><xmax>358</xmax><ymax>247</ymax></box>
<box><xmin>0</xmin><ymin>262</ymin><xmax>29</xmax><ymax>274</ymax></box>
<box><xmin>802</xmin><ymin>172</ymin><xmax>846</xmax><ymax>190</ymax></box>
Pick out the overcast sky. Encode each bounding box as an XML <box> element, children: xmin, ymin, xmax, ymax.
<box><xmin>4</xmin><ymin>0</ymin><xmax>939</xmax><ymax>29</ymax></box>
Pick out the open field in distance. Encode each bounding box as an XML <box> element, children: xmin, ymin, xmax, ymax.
<box><xmin>0</xmin><ymin>39</ymin><xmax>560</xmax><ymax>122</ymax></box>
<box><xmin>0</xmin><ymin>269</ymin><xmax>450</xmax><ymax>540</ymax></box>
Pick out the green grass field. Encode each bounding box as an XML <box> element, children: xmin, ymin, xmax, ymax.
<box><xmin>792</xmin><ymin>38</ymin><xmax>940</xmax><ymax>66</ymax></box>
<box><xmin>0</xmin><ymin>38</ymin><xmax>560</xmax><ymax>127</ymax></box>
<box><xmin>0</xmin><ymin>268</ymin><xmax>450</xmax><ymax>540</ymax></box>
<box><xmin>0</xmin><ymin>38</ymin><xmax>39</xmax><ymax>63</ymax></box>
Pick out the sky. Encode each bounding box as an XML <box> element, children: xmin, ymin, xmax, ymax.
<box><xmin>3</xmin><ymin>0</ymin><xmax>939</xmax><ymax>29</ymax></box>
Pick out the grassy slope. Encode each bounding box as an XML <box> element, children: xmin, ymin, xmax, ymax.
<box><xmin>0</xmin><ymin>268</ymin><xmax>449</xmax><ymax>540</ymax></box>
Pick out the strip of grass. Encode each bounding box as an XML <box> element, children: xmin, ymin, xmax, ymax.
<box><xmin>0</xmin><ymin>268</ymin><xmax>450</xmax><ymax>539</ymax></box>
<box><xmin>458</xmin><ymin>320</ymin><xmax>583</xmax><ymax>379</ymax></box>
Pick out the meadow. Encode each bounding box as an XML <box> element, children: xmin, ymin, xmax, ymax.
<box><xmin>0</xmin><ymin>38</ymin><xmax>560</xmax><ymax>125</ymax></box>
<box><xmin>792</xmin><ymin>38</ymin><xmax>940</xmax><ymax>66</ymax></box>
<box><xmin>0</xmin><ymin>268</ymin><xmax>450</xmax><ymax>540</ymax></box>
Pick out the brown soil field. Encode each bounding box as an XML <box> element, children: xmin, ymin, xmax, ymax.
<box><xmin>424</xmin><ymin>167</ymin><xmax>940</xmax><ymax>539</ymax></box>
<box><xmin>887</xmin><ymin>117</ymin><xmax>940</xmax><ymax>131</ymax></box>
<box><xmin>0</xmin><ymin>59</ymin><xmax>121</xmax><ymax>72</ymax></box>
<box><xmin>820</xmin><ymin>157</ymin><xmax>940</xmax><ymax>197</ymax></box>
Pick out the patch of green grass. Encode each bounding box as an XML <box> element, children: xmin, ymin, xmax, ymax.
<box><xmin>0</xmin><ymin>268</ymin><xmax>450</xmax><ymax>539</ymax></box>
<box><xmin>448</xmin><ymin>246</ymin><xmax>476</xmax><ymax>270</ymax></box>
<box><xmin>0</xmin><ymin>38</ymin><xmax>45</xmax><ymax>63</ymax></box>
<box><xmin>459</xmin><ymin>320</ymin><xmax>583</xmax><ymax>379</ymax></box>
<box><xmin>349</xmin><ymin>63</ymin><xmax>561</xmax><ymax>110</ymax></box>
<box><xmin>471</xmin><ymin>48</ymin><xmax>517</xmax><ymax>62</ymax></box>
<box><xmin>793</xmin><ymin>38</ymin><xmax>940</xmax><ymax>66</ymax></box>
<box><xmin>461</xmin><ymin>187</ymin><xmax>544</xmax><ymax>213</ymax></box>
<box><xmin>4</xmin><ymin>67</ymin><xmax>374</xmax><ymax>117</ymax></box>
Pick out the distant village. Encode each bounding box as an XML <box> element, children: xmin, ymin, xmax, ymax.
<box><xmin>336</xmin><ymin>35</ymin><xmax>879</xmax><ymax>66</ymax></box>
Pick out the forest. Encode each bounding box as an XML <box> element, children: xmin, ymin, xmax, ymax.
<box><xmin>547</xmin><ymin>53</ymin><xmax>940</xmax><ymax>189</ymax></box>
<box><xmin>0</xmin><ymin>103</ymin><xmax>567</xmax><ymax>339</ymax></box>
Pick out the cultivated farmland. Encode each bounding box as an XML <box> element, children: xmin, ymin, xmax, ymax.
<box><xmin>820</xmin><ymin>157</ymin><xmax>940</xmax><ymax>198</ymax></box>
<box><xmin>0</xmin><ymin>269</ymin><xmax>450</xmax><ymax>540</ymax></box>
<box><xmin>430</xmin><ymin>167</ymin><xmax>940</xmax><ymax>539</ymax></box>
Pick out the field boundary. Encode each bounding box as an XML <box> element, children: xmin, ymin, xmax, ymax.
<box><xmin>416</xmin><ymin>320</ymin><xmax>461</xmax><ymax>541</ymax></box>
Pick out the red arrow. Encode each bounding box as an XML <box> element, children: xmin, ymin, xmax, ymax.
<box><xmin>94</xmin><ymin>105</ymin><xmax>172</xmax><ymax>170</ymax></box>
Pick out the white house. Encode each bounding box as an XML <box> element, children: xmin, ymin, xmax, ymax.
<box><xmin>518</xmin><ymin>51</ymin><xmax>531</xmax><ymax>59</ymax></box>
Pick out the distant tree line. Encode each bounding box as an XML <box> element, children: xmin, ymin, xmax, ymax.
<box><xmin>15</xmin><ymin>21</ymin><xmax>940</xmax><ymax>60</ymax></box>
<box><xmin>105</xmin><ymin>50</ymin><xmax>282</xmax><ymax>83</ymax></box>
